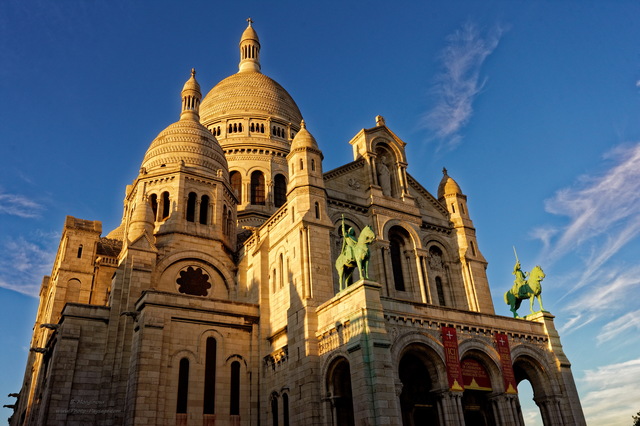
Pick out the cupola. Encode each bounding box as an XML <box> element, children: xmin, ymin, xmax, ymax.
<box><xmin>180</xmin><ymin>68</ymin><xmax>201</xmax><ymax>121</ymax></box>
<box><xmin>239</xmin><ymin>18</ymin><xmax>261</xmax><ymax>73</ymax></box>
<box><xmin>437</xmin><ymin>167</ymin><xmax>463</xmax><ymax>199</ymax></box>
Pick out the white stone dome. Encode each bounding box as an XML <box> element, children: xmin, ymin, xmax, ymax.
<box><xmin>200</xmin><ymin>72</ymin><xmax>302</xmax><ymax>126</ymax></box>
<box><xmin>141</xmin><ymin>119</ymin><xmax>228</xmax><ymax>178</ymax></box>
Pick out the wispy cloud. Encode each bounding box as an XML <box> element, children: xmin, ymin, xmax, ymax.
<box><xmin>542</xmin><ymin>143</ymin><xmax>640</xmax><ymax>270</ymax></box>
<box><xmin>529</xmin><ymin>225</ymin><xmax>559</xmax><ymax>253</ymax></box>
<box><xmin>596</xmin><ymin>310</ymin><xmax>640</xmax><ymax>345</ymax></box>
<box><xmin>423</xmin><ymin>22</ymin><xmax>505</xmax><ymax>151</ymax></box>
<box><xmin>557</xmin><ymin>312</ymin><xmax>598</xmax><ymax>335</ymax></box>
<box><xmin>530</xmin><ymin>142</ymin><xmax>640</xmax><ymax>320</ymax></box>
<box><xmin>0</xmin><ymin>190</ymin><xmax>43</xmax><ymax>218</ymax></box>
<box><xmin>0</xmin><ymin>234</ymin><xmax>58</xmax><ymax>297</ymax></box>
<box><xmin>580</xmin><ymin>358</ymin><xmax>640</xmax><ymax>425</ymax></box>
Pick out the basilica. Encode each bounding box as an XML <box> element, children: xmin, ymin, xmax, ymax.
<box><xmin>10</xmin><ymin>21</ymin><xmax>585</xmax><ymax>426</ymax></box>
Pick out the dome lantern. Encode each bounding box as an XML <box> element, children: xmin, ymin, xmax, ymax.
<box><xmin>180</xmin><ymin>68</ymin><xmax>202</xmax><ymax>121</ymax></box>
<box><xmin>239</xmin><ymin>18</ymin><xmax>261</xmax><ymax>73</ymax></box>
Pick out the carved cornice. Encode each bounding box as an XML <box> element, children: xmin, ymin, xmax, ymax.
<box><xmin>407</xmin><ymin>173</ymin><xmax>449</xmax><ymax>216</ymax></box>
<box><xmin>323</xmin><ymin>159</ymin><xmax>366</xmax><ymax>181</ymax></box>
<box><xmin>264</xmin><ymin>345</ymin><xmax>288</xmax><ymax>370</ymax></box>
<box><xmin>327</xmin><ymin>198</ymin><xmax>368</xmax><ymax>214</ymax></box>
<box><xmin>421</xmin><ymin>221</ymin><xmax>453</xmax><ymax>235</ymax></box>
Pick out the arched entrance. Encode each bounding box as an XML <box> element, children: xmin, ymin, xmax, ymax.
<box><xmin>326</xmin><ymin>357</ymin><xmax>355</xmax><ymax>426</ymax></box>
<box><xmin>460</xmin><ymin>358</ymin><xmax>496</xmax><ymax>426</ymax></box>
<box><xmin>398</xmin><ymin>348</ymin><xmax>440</xmax><ymax>426</ymax></box>
<box><xmin>513</xmin><ymin>355</ymin><xmax>561</xmax><ymax>425</ymax></box>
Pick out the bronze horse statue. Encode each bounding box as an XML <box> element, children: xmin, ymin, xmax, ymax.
<box><xmin>504</xmin><ymin>265</ymin><xmax>545</xmax><ymax>318</ymax></box>
<box><xmin>335</xmin><ymin>225</ymin><xmax>376</xmax><ymax>291</ymax></box>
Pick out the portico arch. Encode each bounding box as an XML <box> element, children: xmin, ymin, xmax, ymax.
<box><xmin>458</xmin><ymin>346</ymin><xmax>503</xmax><ymax>426</ymax></box>
<box><xmin>513</xmin><ymin>351</ymin><xmax>564</xmax><ymax>425</ymax></box>
<box><xmin>397</xmin><ymin>342</ymin><xmax>447</xmax><ymax>426</ymax></box>
<box><xmin>325</xmin><ymin>356</ymin><xmax>355</xmax><ymax>426</ymax></box>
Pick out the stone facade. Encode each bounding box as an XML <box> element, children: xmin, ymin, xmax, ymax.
<box><xmin>10</xmin><ymin>21</ymin><xmax>585</xmax><ymax>426</ymax></box>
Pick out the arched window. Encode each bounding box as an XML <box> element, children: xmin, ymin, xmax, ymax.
<box><xmin>199</xmin><ymin>195</ymin><xmax>209</xmax><ymax>225</ymax></box>
<box><xmin>203</xmin><ymin>337</ymin><xmax>216</xmax><ymax>415</ymax></box>
<box><xmin>229</xmin><ymin>124</ymin><xmax>233</xmax><ymax>133</ymax></box>
<box><xmin>77</xmin><ymin>245</ymin><xmax>83</xmax><ymax>258</ymax></box>
<box><xmin>299</xmin><ymin>159</ymin><xmax>304</xmax><ymax>170</ymax></box>
<box><xmin>327</xmin><ymin>357</ymin><xmax>355</xmax><ymax>426</ymax></box>
<box><xmin>162</xmin><ymin>192</ymin><xmax>170</xmax><ymax>220</ymax></box>
<box><xmin>260</xmin><ymin>123</ymin><xmax>265</xmax><ymax>133</ymax></box>
<box><xmin>283</xmin><ymin>393</ymin><xmax>290</xmax><ymax>426</ymax></box>
<box><xmin>176</xmin><ymin>358</ymin><xmax>189</xmax><ymax>414</ymax></box>
<box><xmin>186</xmin><ymin>192</ymin><xmax>197</xmax><ymax>222</ymax></box>
<box><xmin>227</xmin><ymin>209</ymin><xmax>233</xmax><ymax>237</ymax></box>
<box><xmin>311</xmin><ymin>159</ymin><xmax>315</xmax><ymax>171</ymax></box>
<box><xmin>271</xmin><ymin>394</ymin><xmax>279</xmax><ymax>426</ymax></box>
<box><xmin>274</xmin><ymin>174</ymin><xmax>287</xmax><ymax>207</ymax></box>
<box><xmin>230</xmin><ymin>361</ymin><xmax>240</xmax><ymax>415</ymax></box>
<box><xmin>389</xmin><ymin>227</ymin><xmax>411</xmax><ymax>292</ymax></box>
<box><xmin>251</xmin><ymin>171</ymin><xmax>265</xmax><ymax>205</ymax></box>
<box><xmin>223</xmin><ymin>206</ymin><xmax>228</xmax><ymax>236</ymax></box>
<box><xmin>250</xmin><ymin>123</ymin><xmax>255</xmax><ymax>132</ymax></box>
<box><xmin>436</xmin><ymin>276</ymin><xmax>446</xmax><ymax>306</ymax></box>
<box><xmin>67</xmin><ymin>279</ymin><xmax>81</xmax><ymax>303</ymax></box>
<box><xmin>279</xmin><ymin>254</ymin><xmax>284</xmax><ymax>288</ymax></box>
<box><xmin>470</xmin><ymin>240</ymin><xmax>476</xmax><ymax>256</ymax></box>
<box><xmin>150</xmin><ymin>194</ymin><xmax>158</xmax><ymax>220</ymax></box>
<box><xmin>238</xmin><ymin>123</ymin><xmax>243</xmax><ymax>132</ymax></box>
<box><xmin>230</xmin><ymin>171</ymin><xmax>242</xmax><ymax>201</ymax></box>
<box><xmin>315</xmin><ymin>202</ymin><xmax>320</xmax><ymax>219</ymax></box>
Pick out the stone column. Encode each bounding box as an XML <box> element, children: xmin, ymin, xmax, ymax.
<box><xmin>370</xmin><ymin>154</ymin><xmax>379</xmax><ymax>186</ymax></box>
<box><xmin>414</xmin><ymin>249</ymin><xmax>429</xmax><ymax>303</ymax></box>
<box><xmin>435</xmin><ymin>390</ymin><xmax>464</xmax><ymax>425</ymax></box>
<box><xmin>489</xmin><ymin>393</ymin><xmax>522</xmax><ymax>426</ymax></box>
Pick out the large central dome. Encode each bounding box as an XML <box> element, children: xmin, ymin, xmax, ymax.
<box><xmin>197</xmin><ymin>20</ymin><xmax>305</xmax><ymax>229</ymax></box>
<box><xmin>199</xmin><ymin>20</ymin><xmax>302</xmax><ymax>134</ymax></box>
<box><xmin>200</xmin><ymin>72</ymin><xmax>302</xmax><ymax>126</ymax></box>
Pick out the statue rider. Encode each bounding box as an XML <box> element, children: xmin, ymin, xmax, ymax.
<box><xmin>512</xmin><ymin>260</ymin><xmax>527</xmax><ymax>290</ymax></box>
<box><xmin>341</xmin><ymin>215</ymin><xmax>357</xmax><ymax>261</ymax></box>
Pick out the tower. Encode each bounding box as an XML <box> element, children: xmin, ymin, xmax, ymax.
<box><xmin>200</xmin><ymin>21</ymin><xmax>303</xmax><ymax>228</ymax></box>
<box><xmin>437</xmin><ymin>168</ymin><xmax>493</xmax><ymax>312</ymax></box>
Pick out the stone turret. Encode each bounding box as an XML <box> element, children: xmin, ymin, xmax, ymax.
<box><xmin>239</xmin><ymin>18</ymin><xmax>261</xmax><ymax>73</ymax></box>
<box><xmin>438</xmin><ymin>168</ymin><xmax>493</xmax><ymax>313</ymax></box>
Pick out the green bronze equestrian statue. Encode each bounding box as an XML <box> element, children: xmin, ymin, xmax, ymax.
<box><xmin>504</xmin><ymin>248</ymin><xmax>546</xmax><ymax>318</ymax></box>
<box><xmin>335</xmin><ymin>215</ymin><xmax>376</xmax><ymax>291</ymax></box>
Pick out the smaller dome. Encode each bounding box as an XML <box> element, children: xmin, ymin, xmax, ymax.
<box><xmin>290</xmin><ymin>120</ymin><xmax>318</xmax><ymax>150</ymax></box>
<box><xmin>141</xmin><ymin>120</ymin><xmax>227</xmax><ymax>178</ymax></box>
<box><xmin>128</xmin><ymin>198</ymin><xmax>155</xmax><ymax>241</ymax></box>
<box><xmin>437</xmin><ymin>168</ymin><xmax>463</xmax><ymax>199</ymax></box>
<box><xmin>106</xmin><ymin>223</ymin><xmax>124</xmax><ymax>240</ymax></box>
<box><xmin>182</xmin><ymin>68</ymin><xmax>201</xmax><ymax>93</ymax></box>
<box><xmin>241</xmin><ymin>21</ymin><xmax>259</xmax><ymax>43</ymax></box>
<box><xmin>141</xmin><ymin>71</ymin><xmax>227</xmax><ymax>178</ymax></box>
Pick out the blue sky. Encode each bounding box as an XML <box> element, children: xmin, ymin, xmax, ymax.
<box><xmin>1</xmin><ymin>1</ymin><xmax>640</xmax><ymax>424</ymax></box>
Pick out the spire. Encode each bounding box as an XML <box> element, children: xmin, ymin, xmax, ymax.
<box><xmin>437</xmin><ymin>167</ymin><xmax>463</xmax><ymax>199</ymax></box>
<box><xmin>290</xmin><ymin>120</ymin><xmax>319</xmax><ymax>151</ymax></box>
<box><xmin>181</xmin><ymin>68</ymin><xmax>202</xmax><ymax>121</ymax></box>
<box><xmin>239</xmin><ymin>18</ymin><xmax>261</xmax><ymax>73</ymax></box>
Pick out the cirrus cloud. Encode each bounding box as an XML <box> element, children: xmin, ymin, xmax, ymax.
<box><xmin>423</xmin><ymin>22</ymin><xmax>505</xmax><ymax>151</ymax></box>
<box><xmin>0</xmin><ymin>191</ymin><xmax>43</xmax><ymax>218</ymax></box>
